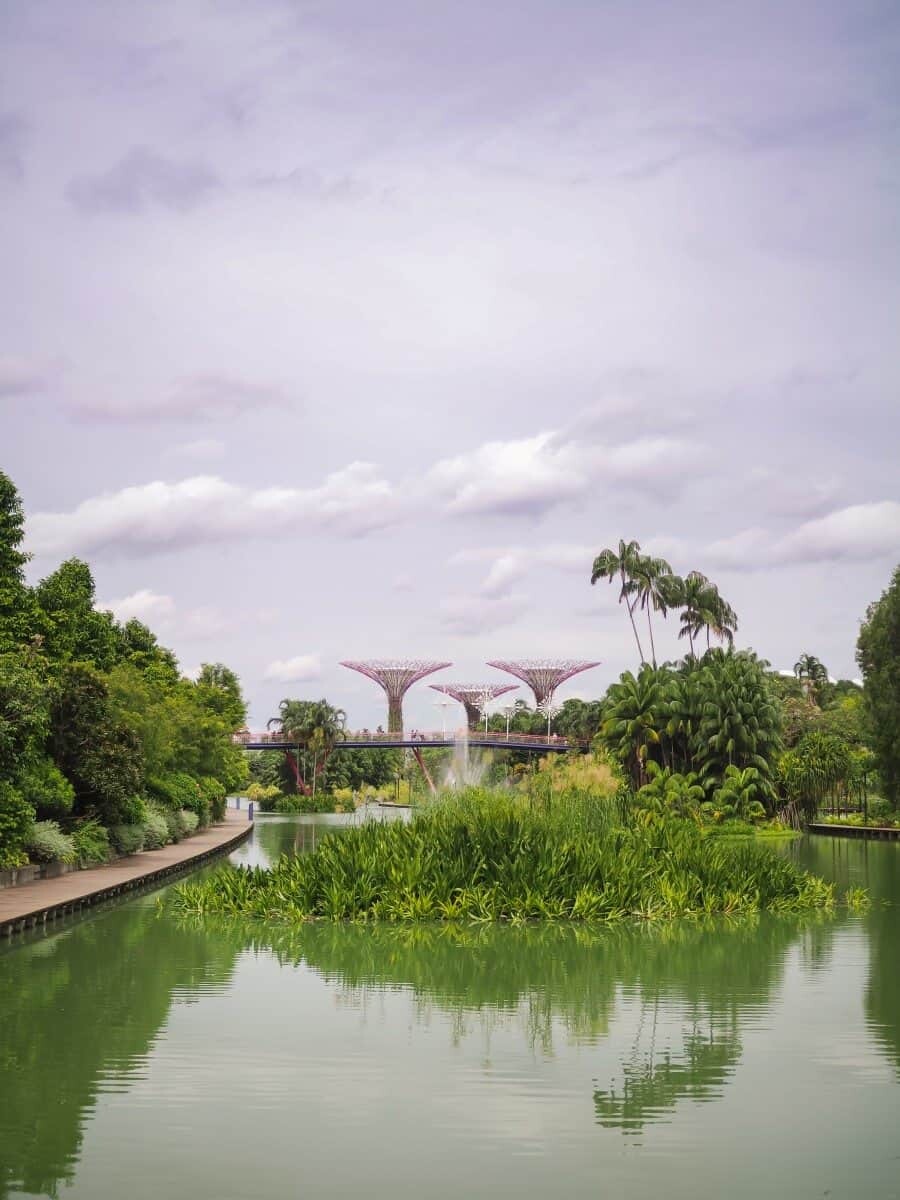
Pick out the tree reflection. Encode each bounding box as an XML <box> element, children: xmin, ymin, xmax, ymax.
<box><xmin>0</xmin><ymin>905</ymin><xmax>241</xmax><ymax>1200</ymax></box>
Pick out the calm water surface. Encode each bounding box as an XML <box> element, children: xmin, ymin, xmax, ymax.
<box><xmin>1</xmin><ymin>818</ymin><xmax>898</xmax><ymax>1199</ymax></box>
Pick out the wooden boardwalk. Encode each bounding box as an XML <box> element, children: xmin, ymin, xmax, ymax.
<box><xmin>0</xmin><ymin>810</ymin><xmax>252</xmax><ymax>937</ymax></box>
<box><xmin>808</xmin><ymin>822</ymin><xmax>900</xmax><ymax>842</ymax></box>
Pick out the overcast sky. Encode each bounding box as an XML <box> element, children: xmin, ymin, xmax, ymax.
<box><xmin>4</xmin><ymin>0</ymin><xmax>899</xmax><ymax>729</ymax></box>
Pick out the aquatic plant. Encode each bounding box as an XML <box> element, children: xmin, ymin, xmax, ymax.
<box><xmin>173</xmin><ymin>788</ymin><xmax>834</xmax><ymax>923</ymax></box>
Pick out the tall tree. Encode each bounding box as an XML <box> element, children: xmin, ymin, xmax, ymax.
<box><xmin>793</xmin><ymin>653</ymin><xmax>829</xmax><ymax>704</ymax></box>
<box><xmin>857</xmin><ymin>565</ymin><xmax>900</xmax><ymax>806</ymax></box>
<box><xmin>0</xmin><ymin>471</ymin><xmax>35</xmax><ymax>650</ymax></box>
<box><xmin>196</xmin><ymin>663</ymin><xmax>247</xmax><ymax>730</ymax></box>
<box><xmin>632</xmin><ymin>554</ymin><xmax>675</xmax><ymax>668</ymax></box>
<box><xmin>591</xmin><ymin>539</ymin><xmax>646</xmax><ymax>662</ymax></box>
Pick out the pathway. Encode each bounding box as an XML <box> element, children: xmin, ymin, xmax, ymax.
<box><xmin>0</xmin><ymin>809</ymin><xmax>252</xmax><ymax>937</ymax></box>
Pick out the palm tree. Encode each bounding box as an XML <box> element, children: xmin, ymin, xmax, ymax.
<box><xmin>793</xmin><ymin>653</ymin><xmax>829</xmax><ymax>704</ymax></box>
<box><xmin>677</xmin><ymin>572</ymin><xmax>737</xmax><ymax>654</ymax></box>
<box><xmin>632</xmin><ymin>554</ymin><xmax>674</xmax><ymax>668</ymax></box>
<box><xmin>591</xmin><ymin>539</ymin><xmax>646</xmax><ymax>663</ymax></box>
<box><xmin>600</xmin><ymin>666</ymin><xmax>665</xmax><ymax>787</ymax></box>
<box><xmin>268</xmin><ymin>698</ymin><xmax>347</xmax><ymax>795</ymax></box>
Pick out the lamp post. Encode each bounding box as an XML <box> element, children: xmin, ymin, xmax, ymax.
<box><xmin>433</xmin><ymin>698</ymin><xmax>453</xmax><ymax>738</ymax></box>
<box><xmin>538</xmin><ymin>695</ymin><xmax>561</xmax><ymax>740</ymax></box>
<box><xmin>503</xmin><ymin>704</ymin><xmax>514</xmax><ymax>741</ymax></box>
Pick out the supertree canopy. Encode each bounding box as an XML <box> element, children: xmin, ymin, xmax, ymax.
<box><xmin>486</xmin><ymin>660</ymin><xmax>600</xmax><ymax>708</ymax></box>
<box><xmin>429</xmin><ymin>683</ymin><xmax>518</xmax><ymax>731</ymax></box>
<box><xmin>340</xmin><ymin>660</ymin><xmax>451</xmax><ymax>733</ymax></box>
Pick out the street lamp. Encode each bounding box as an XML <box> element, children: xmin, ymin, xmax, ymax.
<box><xmin>538</xmin><ymin>695</ymin><xmax>561</xmax><ymax>740</ymax></box>
<box><xmin>433</xmin><ymin>698</ymin><xmax>453</xmax><ymax>738</ymax></box>
<box><xmin>503</xmin><ymin>704</ymin><xmax>515</xmax><ymax>741</ymax></box>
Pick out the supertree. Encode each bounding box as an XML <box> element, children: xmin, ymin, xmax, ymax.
<box><xmin>486</xmin><ymin>659</ymin><xmax>600</xmax><ymax>710</ymax></box>
<box><xmin>340</xmin><ymin>659</ymin><xmax>451</xmax><ymax>733</ymax></box>
<box><xmin>429</xmin><ymin>683</ymin><xmax>518</xmax><ymax>732</ymax></box>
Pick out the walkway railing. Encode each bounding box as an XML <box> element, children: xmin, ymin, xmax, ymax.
<box><xmin>232</xmin><ymin>730</ymin><xmax>575</xmax><ymax>750</ymax></box>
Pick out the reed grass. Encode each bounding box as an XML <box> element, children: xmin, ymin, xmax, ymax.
<box><xmin>173</xmin><ymin>788</ymin><xmax>834</xmax><ymax>923</ymax></box>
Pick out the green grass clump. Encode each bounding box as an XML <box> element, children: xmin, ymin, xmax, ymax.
<box><xmin>71</xmin><ymin>818</ymin><xmax>110</xmax><ymax>865</ymax></box>
<box><xmin>173</xmin><ymin>788</ymin><xmax>834</xmax><ymax>923</ymax></box>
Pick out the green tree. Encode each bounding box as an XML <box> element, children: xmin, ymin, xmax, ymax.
<box><xmin>591</xmin><ymin>539</ymin><xmax>646</xmax><ymax>663</ymax></box>
<box><xmin>196</xmin><ymin>662</ymin><xmax>247</xmax><ymax>729</ymax></box>
<box><xmin>33</xmin><ymin>558</ymin><xmax>121</xmax><ymax>670</ymax></box>
<box><xmin>632</xmin><ymin>553</ymin><xmax>675</xmax><ymax>668</ymax></box>
<box><xmin>600</xmin><ymin>666</ymin><xmax>665</xmax><ymax>788</ymax></box>
<box><xmin>677</xmin><ymin>572</ymin><xmax>737</xmax><ymax>654</ymax></box>
<box><xmin>50</xmin><ymin>664</ymin><xmax>145</xmax><ymax>825</ymax></box>
<box><xmin>856</xmin><ymin>565</ymin><xmax>900</xmax><ymax>806</ymax></box>
<box><xmin>268</xmin><ymin>698</ymin><xmax>348</xmax><ymax>795</ymax></box>
<box><xmin>692</xmin><ymin>649</ymin><xmax>781</xmax><ymax>792</ymax></box>
<box><xmin>793</xmin><ymin>653</ymin><xmax>829</xmax><ymax>705</ymax></box>
<box><xmin>0</xmin><ymin>471</ymin><xmax>35</xmax><ymax>650</ymax></box>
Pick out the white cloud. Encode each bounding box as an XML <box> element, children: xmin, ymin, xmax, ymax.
<box><xmin>703</xmin><ymin>502</ymin><xmax>900</xmax><ymax>570</ymax></box>
<box><xmin>427</xmin><ymin>430</ymin><xmax>702</xmax><ymax>517</ymax></box>
<box><xmin>27</xmin><ymin>463</ymin><xmax>401</xmax><ymax>558</ymax></box>
<box><xmin>104</xmin><ymin>588</ymin><xmax>176</xmax><ymax>625</ymax></box>
<box><xmin>101</xmin><ymin>589</ymin><xmax>234</xmax><ymax>640</ymax></box>
<box><xmin>263</xmin><ymin>654</ymin><xmax>322</xmax><ymax>683</ymax></box>
<box><xmin>74</xmin><ymin>374</ymin><xmax>288</xmax><ymax>423</ymax></box>
<box><xmin>772</xmin><ymin>501</ymin><xmax>900</xmax><ymax>564</ymax></box>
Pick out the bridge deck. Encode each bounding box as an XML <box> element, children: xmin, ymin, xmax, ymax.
<box><xmin>234</xmin><ymin>732</ymin><xmax>575</xmax><ymax>753</ymax></box>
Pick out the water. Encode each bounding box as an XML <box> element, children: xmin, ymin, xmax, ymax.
<box><xmin>1</xmin><ymin>822</ymin><xmax>898</xmax><ymax>1199</ymax></box>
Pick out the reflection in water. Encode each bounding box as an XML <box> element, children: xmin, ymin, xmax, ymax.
<box><xmin>0</xmin><ymin>905</ymin><xmax>241</xmax><ymax>1200</ymax></box>
<box><xmin>793</xmin><ymin>836</ymin><xmax>900</xmax><ymax>1076</ymax></box>
<box><xmin>0</xmin><ymin>827</ymin><xmax>898</xmax><ymax>1200</ymax></box>
<box><xmin>184</xmin><ymin>912</ymin><xmax>831</xmax><ymax>1131</ymax></box>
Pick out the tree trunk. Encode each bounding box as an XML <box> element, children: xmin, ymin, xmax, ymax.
<box><xmin>646</xmin><ymin>605</ymin><xmax>657</xmax><ymax>668</ymax></box>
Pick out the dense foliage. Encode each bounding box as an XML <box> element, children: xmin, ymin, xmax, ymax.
<box><xmin>174</xmin><ymin>788</ymin><xmax>835</xmax><ymax>923</ymax></box>
<box><xmin>857</xmin><ymin>566</ymin><xmax>900</xmax><ymax>806</ymax></box>
<box><xmin>0</xmin><ymin>470</ymin><xmax>248</xmax><ymax>868</ymax></box>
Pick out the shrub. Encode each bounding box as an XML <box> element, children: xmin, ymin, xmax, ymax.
<box><xmin>16</xmin><ymin>757</ymin><xmax>75</xmax><ymax>818</ymax></box>
<box><xmin>179</xmin><ymin>809</ymin><xmax>200</xmax><ymax>835</ymax></box>
<box><xmin>27</xmin><ymin>820</ymin><xmax>77</xmax><ymax>864</ymax></box>
<box><xmin>147</xmin><ymin>773</ymin><xmax>208</xmax><ymax>823</ymax></box>
<box><xmin>143</xmin><ymin>807</ymin><xmax>171</xmax><ymax>850</ymax></box>
<box><xmin>199</xmin><ymin>776</ymin><xmax>227</xmax><ymax>821</ymax></box>
<box><xmin>0</xmin><ymin>781</ymin><xmax>35</xmax><ymax>869</ymax></box>
<box><xmin>274</xmin><ymin>794</ymin><xmax>336</xmax><ymax>814</ymax></box>
<box><xmin>174</xmin><ymin>786</ymin><xmax>835</xmax><ymax>922</ymax></box>
<box><xmin>246</xmin><ymin>783</ymin><xmax>282</xmax><ymax>811</ymax></box>
<box><xmin>108</xmin><ymin>824</ymin><xmax>146</xmax><ymax>855</ymax></box>
<box><xmin>71</xmin><ymin>818</ymin><xmax>111</xmax><ymax>865</ymax></box>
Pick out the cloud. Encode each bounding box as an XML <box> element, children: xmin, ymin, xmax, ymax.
<box><xmin>703</xmin><ymin>502</ymin><xmax>900</xmax><ymax>570</ymax></box>
<box><xmin>0</xmin><ymin>112</ymin><xmax>28</xmax><ymax>181</ymax></box>
<box><xmin>439</xmin><ymin>593</ymin><xmax>528</xmax><ymax>636</ymax></box>
<box><xmin>101</xmin><ymin>588</ymin><xmax>234</xmax><ymax>639</ymax></box>
<box><xmin>0</xmin><ymin>355</ymin><xmax>56</xmax><ymax>397</ymax></box>
<box><xmin>263</xmin><ymin>654</ymin><xmax>322</xmax><ymax>683</ymax></box>
<box><xmin>104</xmin><ymin>588</ymin><xmax>175</xmax><ymax>625</ymax></box>
<box><xmin>773</xmin><ymin>501</ymin><xmax>900</xmax><ymax>565</ymax></box>
<box><xmin>74</xmin><ymin>373</ymin><xmax>288</xmax><ymax>423</ymax></box>
<box><xmin>67</xmin><ymin>147</ymin><xmax>220</xmax><ymax>214</ymax></box>
<box><xmin>392</xmin><ymin>572</ymin><xmax>415</xmax><ymax>592</ymax></box>
<box><xmin>27</xmin><ymin>463</ymin><xmax>401</xmax><ymax>558</ymax></box>
<box><xmin>428</xmin><ymin>430</ymin><xmax>702</xmax><ymax>517</ymax></box>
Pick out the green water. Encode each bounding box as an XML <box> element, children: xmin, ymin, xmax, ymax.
<box><xmin>1</xmin><ymin>819</ymin><xmax>899</xmax><ymax>1199</ymax></box>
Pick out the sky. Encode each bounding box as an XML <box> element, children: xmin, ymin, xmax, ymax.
<box><xmin>4</xmin><ymin>0</ymin><xmax>899</xmax><ymax>730</ymax></box>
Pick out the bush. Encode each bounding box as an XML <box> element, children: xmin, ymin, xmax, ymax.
<box><xmin>246</xmin><ymin>782</ymin><xmax>282</xmax><ymax>811</ymax></box>
<box><xmin>179</xmin><ymin>809</ymin><xmax>199</xmax><ymax>835</ymax></box>
<box><xmin>108</xmin><ymin>824</ymin><xmax>146</xmax><ymax>855</ymax></box>
<box><xmin>0</xmin><ymin>781</ymin><xmax>35</xmax><ymax>869</ymax></box>
<box><xmin>71</xmin><ymin>818</ymin><xmax>111</xmax><ymax>865</ymax></box>
<box><xmin>27</xmin><ymin>820</ymin><xmax>77</xmax><ymax>864</ymax></box>
<box><xmin>148</xmin><ymin>773</ymin><xmax>209</xmax><ymax>826</ymax></box>
<box><xmin>143</xmin><ymin>807</ymin><xmax>171</xmax><ymax>850</ymax></box>
<box><xmin>274</xmin><ymin>794</ymin><xmax>336</xmax><ymax>814</ymax></box>
<box><xmin>174</xmin><ymin>787</ymin><xmax>835</xmax><ymax>922</ymax></box>
<box><xmin>199</xmin><ymin>776</ymin><xmax>227</xmax><ymax>822</ymax></box>
<box><xmin>16</xmin><ymin>757</ymin><xmax>75</xmax><ymax>818</ymax></box>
